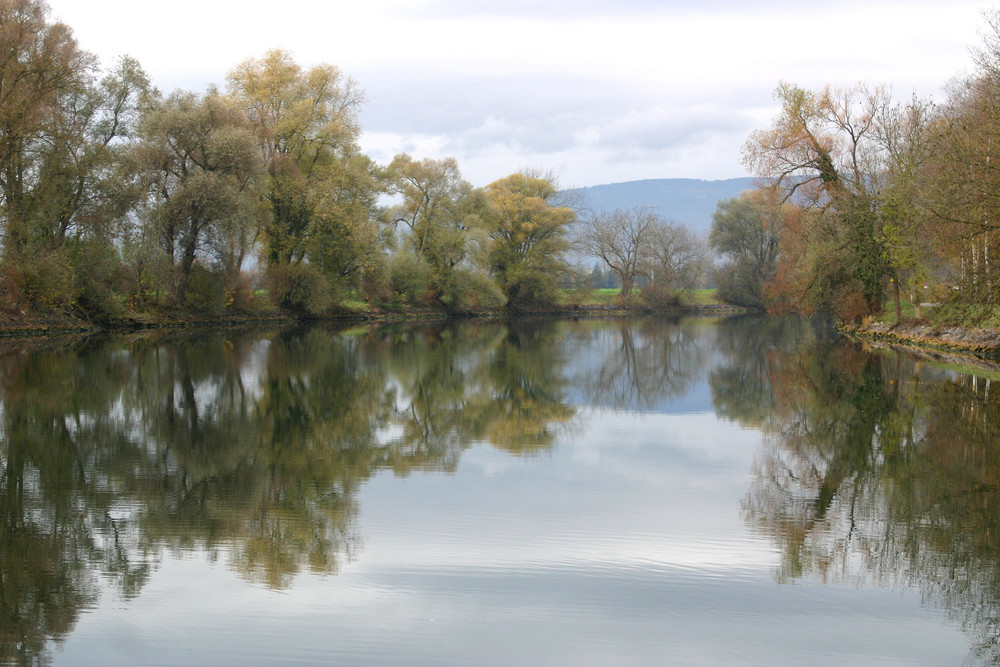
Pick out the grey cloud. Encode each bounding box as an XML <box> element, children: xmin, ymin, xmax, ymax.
<box><xmin>359</xmin><ymin>64</ymin><xmax>771</xmax><ymax>165</ymax></box>
<box><xmin>358</xmin><ymin>70</ymin><xmax>639</xmax><ymax>134</ymax></box>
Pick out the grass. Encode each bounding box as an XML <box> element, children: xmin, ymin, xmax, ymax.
<box><xmin>684</xmin><ymin>289</ymin><xmax>720</xmax><ymax>306</ymax></box>
<box><xmin>560</xmin><ymin>288</ymin><xmax>720</xmax><ymax>308</ymax></box>
<box><xmin>339</xmin><ymin>296</ymin><xmax>370</xmax><ymax>312</ymax></box>
<box><xmin>589</xmin><ymin>288</ymin><xmax>629</xmax><ymax>305</ymax></box>
<box><xmin>923</xmin><ymin>303</ymin><xmax>1000</xmax><ymax>329</ymax></box>
<box><xmin>878</xmin><ymin>299</ymin><xmax>919</xmax><ymax>325</ymax></box>
<box><xmin>876</xmin><ymin>297</ymin><xmax>1000</xmax><ymax>329</ymax></box>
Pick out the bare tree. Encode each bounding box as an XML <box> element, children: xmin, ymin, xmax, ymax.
<box><xmin>643</xmin><ymin>220</ymin><xmax>703</xmax><ymax>291</ymax></box>
<box><xmin>578</xmin><ymin>207</ymin><xmax>657</xmax><ymax>301</ymax></box>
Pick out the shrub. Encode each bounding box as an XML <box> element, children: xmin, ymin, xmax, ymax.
<box><xmin>449</xmin><ymin>269</ymin><xmax>506</xmax><ymax>311</ymax></box>
<box><xmin>67</xmin><ymin>239</ymin><xmax>127</xmax><ymax>321</ymax></box>
<box><xmin>360</xmin><ymin>257</ymin><xmax>392</xmax><ymax>305</ymax></box>
<box><xmin>388</xmin><ymin>251</ymin><xmax>430</xmax><ymax>306</ymax></box>
<box><xmin>223</xmin><ymin>272</ymin><xmax>259</xmax><ymax>314</ymax></box>
<box><xmin>267</xmin><ymin>263</ymin><xmax>332</xmax><ymax>316</ymax></box>
<box><xmin>19</xmin><ymin>253</ymin><xmax>77</xmax><ymax>313</ymax></box>
<box><xmin>715</xmin><ymin>261</ymin><xmax>765</xmax><ymax>310</ymax></box>
<box><xmin>640</xmin><ymin>284</ymin><xmax>682</xmax><ymax>308</ymax></box>
<box><xmin>185</xmin><ymin>263</ymin><xmax>226</xmax><ymax>315</ymax></box>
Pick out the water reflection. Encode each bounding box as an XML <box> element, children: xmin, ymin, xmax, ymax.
<box><xmin>2</xmin><ymin>317</ymin><xmax>999</xmax><ymax>663</ymax></box>
<box><xmin>582</xmin><ymin>317</ymin><xmax>709</xmax><ymax>411</ymax></box>
<box><xmin>723</xmin><ymin>316</ymin><xmax>1000</xmax><ymax>662</ymax></box>
<box><xmin>0</xmin><ymin>321</ymin><xmax>588</xmax><ymax>664</ymax></box>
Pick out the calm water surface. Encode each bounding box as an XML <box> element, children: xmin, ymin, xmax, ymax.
<box><xmin>1</xmin><ymin>316</ymin><xmax>996</xmax><ymax>664</ymax></box>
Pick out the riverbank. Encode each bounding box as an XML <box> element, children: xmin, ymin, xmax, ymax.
<box><xmin>0</xmin><ymin>302</ymin><xmax>750</xmax><ymax>339</ymax></box>
<box><xmin>842</xmin><ymin>320</ymin><xmax>1000</xmax><ymax>360</ymax></box>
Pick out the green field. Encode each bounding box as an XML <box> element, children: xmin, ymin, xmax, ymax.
<box><xmin>686</xmin><ymin>289</ymin><xmax>720</xmax><ymax>306</ymax></box>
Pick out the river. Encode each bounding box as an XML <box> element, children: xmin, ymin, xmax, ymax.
<box><xmin>0</xmin><ymin>315</ymin><xmax>995</xmax><ymax>665</ymax></box>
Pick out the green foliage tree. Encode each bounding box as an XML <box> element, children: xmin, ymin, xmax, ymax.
<box><xmin>0</xmin><ymin>2</ymin><xmax>155</xmax><ymax>316</ymax></box>
<box><xmin>305</xmin><ymin>152</ymin><xmax>384</xmax><ymax>299</ymax></box>
<box><xmin>136</xmin><ymin>90</ymin><xmax>264</xmax><ymax>306</ymax></box>
<box><xmin>483</xmin><ymin>171</ymin><xmax>575</xmax><ymax>310</ymax></box>
<box><xmin>709</xmin><ymin>191</ymin><xmax>781</xmax><ymax>309</ymax></box>
<box><xmin>386</xmin><ymin>154</ymin><xmax>498</xmax><ymax>309</ymax></box>
<box><xmin>226</xmin><ymin>49</ymin><xmax>381</xmax><ymax>305</ymax></box>
<box><xmin>918</xmin><ymin>10</ymin><xmax>1000</xmax><ymax>306</ymax></box>
<box><xmin>0</xmin><ymin>0</ymin><xmax>95</xmax><ymax>260</ymax></box>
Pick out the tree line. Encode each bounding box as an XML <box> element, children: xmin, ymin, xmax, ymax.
<box><xmin>708</xmin><ymin>10</ymin><xmax>1000</xmax><ymax>322</ymax></box>
<box><xmin>0</xmin><ymin>0</ymin><xmax>710</xmax><ymax>323</ymax></box>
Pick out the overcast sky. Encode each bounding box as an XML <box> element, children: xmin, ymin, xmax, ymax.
<box><xmin>44</xmin><ymin>0</ymin><xmax>994</xmax><ymax>188</ymax></box>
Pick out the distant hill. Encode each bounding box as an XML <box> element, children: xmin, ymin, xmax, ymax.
<box><xmin>563</xmin><ymin>177</ymin><xmax>756</xmax><ymax>236</ymax></box>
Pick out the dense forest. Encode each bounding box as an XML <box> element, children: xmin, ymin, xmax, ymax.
<box><xmin>710</xmin><ymin>10</ymin><xmax>1000</xmax><ymax>324</ymax></box>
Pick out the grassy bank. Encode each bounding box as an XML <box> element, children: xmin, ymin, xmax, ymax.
<box><xmin>874</xmin><ymin>298</ymin><xmax>1000</xmax><ymax>329</ymax></box>
<box><xmin>560</xmin><ymin>288</ymin><xmax>720</xmax><ymax>308</ymax></box>
<box><xmin>846</xmin><ymin>300</ymin><xmax>1000</xmax><ymax>360</ymax></box>
<box><xmin>0</xmin><ymin>288</ymin><xmax>735</xmax><ymax>339</ymax></box>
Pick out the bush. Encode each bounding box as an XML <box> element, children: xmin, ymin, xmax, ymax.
<box><xmin>388</xmin><ymin>251</ymin><xmax>430</xmax><ymax>306</ymax></box>
<box><xmin>267</xmin><ymin>263</ymin><xmax>332</xmax><ymax>316</ymax></box>
<box><xmin>185</xmin><ymin>263</ymin><xmax>226</xmax><ymax>315</ymax></box>
<box><xmin>360</xmin><ymin>257</ymin><xmax>392</xmax><ymax>305</ymax></box>
<box><xmin>76</xmin><ymin>278</ymin><xmax>124</xmax><ymax>321</ymax></box>
<box><xmin>449</xmin><ymin>269</ymin><xmax>506</xmax><ymax>311</ymax></box>
<box><xmin>715</xmin><ymin>261</ymin><xmax>765</xmax><ymax>310</ymax></box>
<box><xmin>223</xmin><ymin>272</ymin><xmax>260</xmax><ymax>314</ymax></box>
<box><xmin>67</xmin><ymin>239</ymin><xmax>127</xmax><ymax>320</ymax></box>
<box><xmin>640</xmin><ymin>284</ymin><xmax>682</xmax><ymax>308</ymax></box>
<box><xmin>18</xmin><ymin>253</ymin><xmax>77</xmax><ymax>313</ymax></box>
<box><xmin>0</xmin><ymin>263</ymin><xmax>26</xmax><ymax>313</ymax></box>
<box><xmin>502</xmin><ymin>265</ymin><xmax>561</xmax><ymax>311</ymax></box>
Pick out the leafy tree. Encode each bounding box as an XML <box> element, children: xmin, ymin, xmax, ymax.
<box><xmin>305</xmin><ymin>152</ymin><xmax>384</xmax><ymax>299</ymax></box>
<box><xmin>0</xmin><ymin>0</ymin><xmax>96</xmax><ymax>260</ymax></box>
<box><xmin>709</xmin><ymin>191</ymin><xmax>781</xmax><ymax>309</ymax></box>
<box><xmin>226</xmin><ymin>49</ymin><xmax>378</xmax><ymax>298</ymax></box>
<box><xmin>136</xmin><ymin>90</ymin><xmax>264</xmax><ymax>305</ymax></box>
<box><xmin>919</xmin><ymin>12</ymin><xmax>1000</xmax><ymax>305</ymax></box>
<box><xmin>30</xmin><ymin>55</ymin><xmax>154</xmax><ymax>252</ymax></box>
<box><xmin>588</xmin><ymin>262</ymin><xmax>618</xmax><ymax>289</ymax></box>
<box><xmin>0</xmin><ymin>2</ymin><xmax>155</xmax><ymax>315</ymax></box>
<box><xmin>386</xmin><ymin>154</ymin><xmax>495</xmax><ymax>308</ymax></box>
<box><xmin>743</xmin><ymin>83</ymin><xmax>920</xmax><ymax>321</ymax></box>
<box><xmin>483</xmin><ymin>171</ymin><xmax>575</xmax><ymax>310</ymax></box>
<box><xmin>874</xmin><ymin>97</ymin><xmax>934</xmax><ymax>317</ymax></box>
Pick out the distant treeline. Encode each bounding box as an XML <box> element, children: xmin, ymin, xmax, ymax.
<box><xmin>708</xmin><ymin>10</ymin><xmax>1000</xmax><ymax>322</ymax></box>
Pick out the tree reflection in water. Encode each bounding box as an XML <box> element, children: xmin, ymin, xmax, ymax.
<box><xmin>719</xmin><ymin>316</ymin><xmax>1000</xmax><ymax>662</ymax></box>
<box><xmin>568</xmin><ymin>315</ymin><xmax>712</xmax><ymax>412</ymax></box>
<box><xmin>7</xmin><ymin>316</ymin><xmax>1000</xmax><ymax>663</ymax></box>
<box><xmin>0</xmin><ymin>320</ymin><xmax>580</xmax><ymax>664</ymax></box>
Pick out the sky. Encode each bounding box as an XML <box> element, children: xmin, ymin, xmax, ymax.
<box><xmin>43</xmin><ymin>0</ymin><xmax>996</xmax><ymax>188</ymax></box>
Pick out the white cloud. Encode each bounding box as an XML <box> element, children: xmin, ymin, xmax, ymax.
<box><xmin>45</xmin><ymin>0</ymin><xmax>995</xmax><ymax>186</ymax></box>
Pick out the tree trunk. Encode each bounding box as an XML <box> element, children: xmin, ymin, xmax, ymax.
<box><xmin>892</xmin><ymin>277</ymin><xmax>902</xmax><ymax>324</ymax></box>
<box><xmin>178</xmin><ymin>232</ymin><xmax>198</xmax><ymax>304</ymax></box>
<box><xmin>620</xmin><ymin>275</ymin><xmax>634</xmax><ymax>303</ymax></box>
